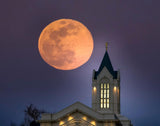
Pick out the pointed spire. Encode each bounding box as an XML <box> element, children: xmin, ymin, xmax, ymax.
<box><xmin>94</xmin><ymin>43</ymin><xmax>117</xmax><ymax>79</ymax></box>
<box><xmin>98</xmin><ymin>50</ymin><xmax>114</xmax><ymax>75</ymax></box>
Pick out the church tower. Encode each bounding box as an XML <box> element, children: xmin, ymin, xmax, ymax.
<box><xmin>92</xmin><ymin>43</ymin><xmax>120</xmax><ymax>114</ymax></box>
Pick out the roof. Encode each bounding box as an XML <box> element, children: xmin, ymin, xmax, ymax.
<box><xmin>39</xmin><ymin>102</ymin><xmax>119</xmax><ymax>122</ymax></box>
<box><xmin>39</xmin><ymin>102</ymin><xmax>130</xmax><ymax>124</ymax></box>
<box><xmin>94</xmin><ymin>50</ymin><xmax>117</xmax><ymax>79</ymax></box>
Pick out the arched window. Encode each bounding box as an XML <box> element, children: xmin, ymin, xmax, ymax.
<box><xmin>101</xmin><ymin>83</ymin><xmax>109</xmax><ymax>108</ymax></box>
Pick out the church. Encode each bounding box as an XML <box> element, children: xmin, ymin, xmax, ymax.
<box><xmin>39</xmin><ymin>45</ymin><xmax>133</xmax><ymax>126</ymax></box>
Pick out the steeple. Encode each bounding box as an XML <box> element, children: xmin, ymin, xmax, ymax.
<box><xmin>92</xmin><ymin>44</ymin><xmax>120</xmax><ymax>114</ymax></box>
<box><xmin>94</xmin><ymin>44</ymin><xmax>117</xmax><ymax>79</ymax></box>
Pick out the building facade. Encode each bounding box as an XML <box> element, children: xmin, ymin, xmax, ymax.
<box><xmin>39</xmin><ymin>45</ymin><xmax>132</xmax><ymax>126</ymax></box>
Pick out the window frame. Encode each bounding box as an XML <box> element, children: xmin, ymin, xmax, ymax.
<box><xmin>100</xmin><ymin>83</ymin><xmax>110</xmax><ymax>109</ymax></box>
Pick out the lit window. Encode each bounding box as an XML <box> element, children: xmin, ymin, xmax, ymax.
<box><xmin>101</xmin><ymin>84</ymin><xmax>104</xmax><ymax>108</ymax></box>
<box><xmin>107</xmin><ymin>99</ymin><xmax>109</xmax><ymax>108</ymax></box>
<box><xmin>104</xmin><ymin>99</ymin><xmax>106</xmax><ymax>108</ymax></box>
<box><xmin>68</xmin><ymin>116</ymin><xmax>73</xmax><ymax>121</ymax></box>
<box><xmin>59</xmin><ymin>121</ymin><xmax>64</xmax><ymax>125</ymax></box>
<box><xmin>107</xmin><ymin>83</ymin><xmax>110</xmax><ymax>108</ymax></box>
<box><xmin>114</xmin><ymin>86</ymin><xmax>117</xmax><ymax>93</ymax></box>
<box><xmin>107</xmin><ymin>83</ymin><xmax>109</xmax><ymax>88</ymax></box>
<box><xmin>101</xmin><ymin>83</ymin><xmax>110</xmax><ymax>108</ymax></box>
<box><xmin>101</xmin><ymin>99</ymin><xmax>103</xmax><ymax>108</ymax></box>
<box><xmin>91</xmin><ymin>121</ymin><xmax>96</xmax><ymax>125</ymax></box>
<box><xmin>82</xmin><ymin>116</ymin><xmax>87</xmax><ymax>121</ymax></box>
<box><xmin>93</xmin><ymin>86</ymin><xmax>96</xmax><ymax>92</ymax></box>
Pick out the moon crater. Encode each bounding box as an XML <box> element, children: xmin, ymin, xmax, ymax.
<box><xmin>38</xmin><ymin>19</ymin><xmax>94</xmax><ymax>70</ymax></box>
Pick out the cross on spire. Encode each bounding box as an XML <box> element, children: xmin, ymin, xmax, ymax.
<box><xmin>106</xmin><ymin>42</ymin><xmax>108</xmax><ymax>50</ymax></box>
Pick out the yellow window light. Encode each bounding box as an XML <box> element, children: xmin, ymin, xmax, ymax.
<box><xmin>107</xmin><ymin>83</ymin><xmax>109</xmax><ymax>88</ymax></box>
<box><xmin>59</xmin><ymin>121</ymin><xmax>64</xmax><ymax>125</ymax></box>
<box><xmin>114</xmin><ymin>86</ymin><xmax>117</xmax><ymax>92</ymax></box>
<box><xmin>82</xmin><ymin>116</ymin><xmax>87</xmax><ymax>121</ymax></box>
<box><xmin>93</xmin><ymin>86</ymin><xmax>96</xmax><ymax>92</ymax></box>
<box><xmin>68</xmin><ymin>116</ymin><xmax>73</xmax><ymax>121</ymax></box>
<box><xmin>91</xmin><ymin>121</ymin><xmax>96</xmax><ymax>125</ymax></box>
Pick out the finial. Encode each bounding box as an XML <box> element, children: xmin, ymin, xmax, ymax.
<box><xmin>106</xmin><ymin>42</ymin><xmax>108</xmax><ymax>50</ymax></box>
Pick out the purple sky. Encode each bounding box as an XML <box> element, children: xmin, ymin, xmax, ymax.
<box><xmin>0</xmin><ymin>1</ymin><xmax>160</xmax><ymax>126</ymax></box>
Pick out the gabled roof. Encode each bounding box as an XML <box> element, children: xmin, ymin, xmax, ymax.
<box><xmin>40</xmin><ymin>102</ymin><xmax>119</xmax><ymax>122</ymax></box>
<box><xmin>94</xmin><ymin>50</ymin><xmax>117</xmax><ymax>79</ymax></box>
<box><xmin>39</xmin><ymin>102</ymin><xmax>131</xmax><ymax>125</ymax></box>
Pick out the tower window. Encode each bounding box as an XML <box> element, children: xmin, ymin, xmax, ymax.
<box><xmin>101</xmin><ymin>83</ymin><xmax>109</xmax><ymax>108</ymax></box>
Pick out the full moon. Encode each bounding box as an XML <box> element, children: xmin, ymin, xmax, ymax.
<box><xmin>38</xmin><ymin>19</ymin><xmax>94</xmax><ymax>70</ymax></box>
